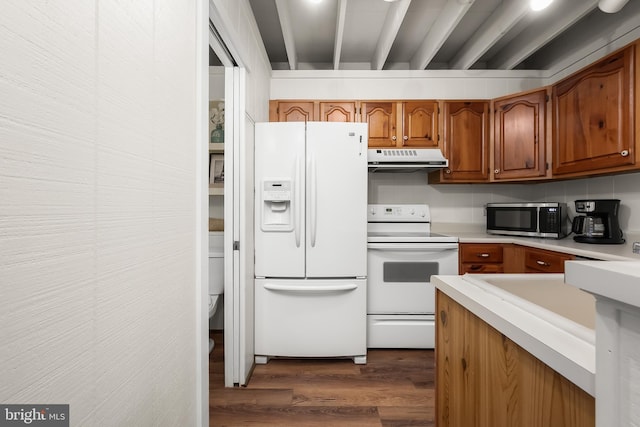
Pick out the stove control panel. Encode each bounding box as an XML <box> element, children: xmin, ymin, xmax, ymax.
<box><xmin>368</xmin><ymin>204</ymin><xmax>430</xmax><ymax>222</ymax></box>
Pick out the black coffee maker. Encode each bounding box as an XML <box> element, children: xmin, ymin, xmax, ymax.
<box><xmin>572</xmin><ymin>199</ymin><xmax>625</xmax><ymax>244</ymax></box>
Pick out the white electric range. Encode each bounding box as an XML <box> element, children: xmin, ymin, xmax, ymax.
<box><xmin>367</xmin><ymin>204</ymin><xmax>459</xmax><ymax>348</ymax></box>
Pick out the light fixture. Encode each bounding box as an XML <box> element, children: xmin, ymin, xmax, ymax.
<box><xmin>309</xmin><ymin>0</ymin><xmax>322</xmax><ymax>3</ymax></box>
<box><xmin>530</xmin><ymin>0</ymin><xmax>553</xmax><ymax>11</ymax></box>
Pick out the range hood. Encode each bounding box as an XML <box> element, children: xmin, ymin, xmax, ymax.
<box><xmin>367</xmin><ymin>148</ymin><xmax>448</xmax><ymax>172</ymax></box>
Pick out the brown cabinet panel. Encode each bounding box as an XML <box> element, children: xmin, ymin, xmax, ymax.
<box><xmin>436</xmin><ymin>290</ymin><xmax>595</xmax><ymax>427</ymax></box>
<box><xmin>460</xmin><ymin>263</ymin><xmax>504</xmax><ymax>274</ymax></box>
<box><xmin>494</xmin><ymin>90</ymin><xmax>547</xmax><ymax>180</ymax></box>
<box><xmin>459</xmin><ymin>243</ymin><xmax>503</xmax><ymax>274</ymax></box>
<box><xmin>524</xmin><ymin>247</ymin><xmax>575</xmax><ymax>273</ymax></box>
<box><xmin>270</xmin><ymin>101</ymin><xmax>316</xmax><ymax>122</ymax></box>
<box><xmin>319</xmin><ymin>101</ymin><xmax>358</xmax><ymax>122</ymax></box>
<box><xmin>459</xmin><ymin>243</ymin><xmax>503</xmax><ymax>263</ymax></box>
<box><xmin>403</xmin><ymin>101</ymin><xmax>439</xmax><ymax>147</ymax></box>
<box><xmin>552</xmin><ymin>45</ymin><xmax>635</xmax><ymax>176</ymax></box>
<box><xmin>362</xmin><ymin>101</ymin><xmax>397</xmax><ymax>147</ymax></box>
<box><xmin>441</xmin><ymin>101</ymin><xmax>490</xmax><ymax>182</ymax></box>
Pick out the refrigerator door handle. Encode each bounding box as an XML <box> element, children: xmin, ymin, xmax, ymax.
<box><xmin>309</xmin><ymin>155</ymin><xmax>317</xmax><ymax>247</ymax></box>
<box><xmin>294</xmin><ymin>155</ymin><xmax>302</xmax><ymax>247</ymax></box>
<box><xmin>263</xmin><ymin>283</ymin><xmax>358</xmax><ymax>292</ymax></box>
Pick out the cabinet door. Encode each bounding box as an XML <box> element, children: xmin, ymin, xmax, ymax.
<box><xmin>442</xmin><ymin>101</ymin><xmax>490</xmax><ymax>182</ymax></box>
<box><xmin>362</xmin><ymin>102</ymin><xmax>397</xmax><ymax>147</ymax></box>
<box><xmin>319</xmin><ymin>101</ymin><xmax>357</xmax><ymax>122</ymax></box>
<box><xmin>494</xmin><ymin>90</ymin><xmax>547</xmax><ymax>180</ymax></box>
<box><xmin>403</xmin><ymin>101</ymin><xmax>439</xmax><ymax>147</ymax></box>
<box><xmin>552</xmin><ymin>46</ymin><xmax>635</xmax><ymax>176</ymax></box>
<box><xmin>271</xmin><ymin>101</ymin><xmax>315</xmax><ymax>122</ymax></box>
<box><xmin>458</xmin><ymin>243</ymin><xmax>503</xmax><ymax>274</ymax></box>
<box><xmin>524</xmin><ymin>247</ymin><xmax>575</xmax><ymax>273</ymax></box>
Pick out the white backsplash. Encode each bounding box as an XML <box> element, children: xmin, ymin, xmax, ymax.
<box><xmin>368</xmin><ymin>171</ymin><xmax>640</xmax><ymax>232</ymax></box>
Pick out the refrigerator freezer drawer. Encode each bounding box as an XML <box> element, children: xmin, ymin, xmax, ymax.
<box><xmin>255</xmin><ymin>278</ymin><xmax>367</xmax><ymax>359</ymax></box>
<box><xmin>367</xmin><ymin>314</ymin><xmax>435</xmax><ymax>349</ymax></box>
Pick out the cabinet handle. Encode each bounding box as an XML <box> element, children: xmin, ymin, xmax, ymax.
<box><xmin>494</xmin><ymin>169</ymin><xmax>500</xmax><ymax>174</ymax></box>
<box><xmin>536</xmin><ymin>260</ymin><xmax>550</xmax><ymax>267</ymax></box>
<box><xmin>445</xmin><ymin>169</ymin><xmax>451</xmax><ymax>174</ymax></box>
<box><xmin>403</xmin><ymin>135</ymin><xmax>408</xmax><ymax>141</ymax></box>
<box><xmin>477</xmin><ymin>253</ymin><xmax>490</xmax><ymax>258</ymax></box>
<box><xmin>621</xmin><ymin>150</ymin><xmax>629</xmax><ymax>157</ymax></box>
<box><xmin>391</xmin><ymin>135</ymin><xmax>397</xmax><ymax>141</ymax></box>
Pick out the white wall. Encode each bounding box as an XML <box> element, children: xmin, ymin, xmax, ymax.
<box><xmin>368</xmin><ymin>171</ymin><xmax>640</xmax><ymax>233</ymax></box>
<box><xmin>0</xmin><ymin>1</ymin><xmax>204</xmax><ymax>425</ymax></box>
<box><xmin>271</xmin><ymin>69</ymin><xmax>544</xmax><ymax>100</ymax></box>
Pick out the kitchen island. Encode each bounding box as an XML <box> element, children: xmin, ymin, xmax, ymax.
<box><xmin>433</xmin><ymin>273</ymin><xmax>595</xmax><ymax>427</ymax></box>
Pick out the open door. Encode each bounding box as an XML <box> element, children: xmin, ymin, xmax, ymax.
<box><xmin>209</xmin><ymin>18</ymin><xmax>254</xmax><ymax>387</ymax></box>
<box><xmin>223</xmin><ymin>67</ymin><xmax>255</xmax><ymax>387</ymax></box>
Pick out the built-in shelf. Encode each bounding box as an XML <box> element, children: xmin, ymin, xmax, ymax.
<box><xmin>209</xmin><ymin>143</ymin><xmax>224</xmax><ymax>152</ymax></box>
<box><xmin>209</xmin><ymin>184</ymin><xmax>224</xmax><ymax>196</ymax></box>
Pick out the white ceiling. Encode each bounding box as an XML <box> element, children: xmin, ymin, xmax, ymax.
<box><xmin>247</xmin><ymin>0</ymin><xmax>633</xmax><ymax>71</ymax></box>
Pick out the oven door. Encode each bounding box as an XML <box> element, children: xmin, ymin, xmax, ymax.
<box><xmin>367</xmin><ymin>242</ymin><xmax>459</xmax><ymax>314</ymax></box>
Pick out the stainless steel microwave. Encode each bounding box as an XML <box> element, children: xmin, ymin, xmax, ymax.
<box><xmin>486</xmin><ymin>202</ymin><xmax>568</xmax><ymax>239</ymax></box>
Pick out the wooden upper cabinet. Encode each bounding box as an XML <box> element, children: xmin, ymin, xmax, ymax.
<box><xmin>361</xmin><ymin>101</ymin><xmax>439</xmax><ymax>148</ymax></box>
<box><xmin>440</xmin><ymin>101</ymin><xmax>490</xmax><ymax>182</ymax></box>
<box><xmin>319</xmin><ymin>101</ymin><xmax>357</xmax><ymax>122</ymax></box>
<box><xmin>493</xmin><ymin>89</ymin><xmax>547</xmax><ymax>180</ymax></box>
<box><xmin>270</xmin><ymin>101</ymin><xmax>315</xmax><ymax>122</ymax></box>
<box><xmin>552</xmin><ymin>45</ymin><xmax>635</xmax><ymax>176</ymax></box>
<box><xmin>403</xmin><ymin>101</ymin><xmax>439</xmax><ymax>147</ymax></box>
<box><xmin>362</xmin><ymin>101</ymin><xmax>397</xmax><ymax>147</ymax></box>
<box><xmin>269</xmin><ymin>100</ymin><xmax>359</xmax><ymax>123</ymax></box>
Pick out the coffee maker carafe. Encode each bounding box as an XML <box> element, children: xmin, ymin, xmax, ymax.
<box><xmin>572</xmin><ymin>199</ymin><xmax>625</xmax><ymax>244</ymax></box>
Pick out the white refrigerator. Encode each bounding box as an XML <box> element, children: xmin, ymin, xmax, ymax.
<box><xmin>254</xmin><ymin>121</ymin><xmax>368</xmax><ymax>364</ymax></box>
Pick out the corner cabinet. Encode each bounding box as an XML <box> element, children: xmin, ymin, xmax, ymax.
<box><xmin>552</xmin><ymin>45</ymin><xmax>636</xmax><ymax>177</ymax></box>
<box><xmin>434</xmin><ymin>101</ymin><xmax>490</xmax><ymax>182</ymax></box>
<box><xmin>493</xmin><ymin>89</ymin><xmax>548</xmax><ymax>180</ymax></box>
<box><xmin>361</xmin><ymin>100</ymin><xmax>439</xmax><ymax>148</ymax></box>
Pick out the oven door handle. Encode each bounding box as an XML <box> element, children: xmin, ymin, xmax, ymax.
<box><xmin>367</xmin><ymin>243</ymin><xmax>459</xmax><ymax>251</ymax></box>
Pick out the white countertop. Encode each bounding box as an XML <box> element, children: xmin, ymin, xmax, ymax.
<box><xmin>433</xmin><ymin>273</ymin><xmax>596</xmax><ymax>396</ymax></box>
<box><xmin>433</xmin><ymin>223</ymin><xmax>640</xmax><ymax>261</ymax></box>
<box><xmin>565</xmin><ymin>261</ymin><xmax>640</xmax><ymax>308</ymax></box>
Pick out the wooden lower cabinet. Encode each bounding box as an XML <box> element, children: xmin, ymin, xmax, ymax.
<box><xmin>459</xmin><ymin>243</ymin><xmax>504</xmax><ymax>274</ymax></box>
<box><xmin>459</xmin><ymin>243</ymin><xmax>576</xmax><ymax>274</ymax></box>
<box><xmin>524</xmin><ymin>246</ymin><xmax>575</xmax><ymax>273</ymax></box>
<box><xmin>436</xmin><ymin>290</ymin><xmax>595</xmax><ymax>427</ymax></box>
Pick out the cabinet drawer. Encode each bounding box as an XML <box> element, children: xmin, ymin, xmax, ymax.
<box><xmin>460</xmin><ymin>244</ymin><xmax>503</xmax><ymax>263</ymax></box>
<box><xmin>460</xmin><ymin>263</ymin><xmax>504</xmax><ymax>274</ymax></box>
<box><xmin>524</xmin><ymin>248</ymin><xmax>574</xmax><ymax>273</ymax></box>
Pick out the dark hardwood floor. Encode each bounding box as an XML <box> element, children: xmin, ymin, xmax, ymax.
<box><xmin>209</xmin><ymin>331</ymin><xmax>435</xmax><ymax>426</ymax></box>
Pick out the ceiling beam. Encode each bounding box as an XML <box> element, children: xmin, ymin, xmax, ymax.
<box><xmin>333</xmin><ymin>0</ymin><xmax>348</xmax><ymax>70</ymax></box>
<box><xmin>490</xmin><ymin>0</ymin><xmax>599</xmax><ymax>69</ymax></box>
<box><xmin>372</xmin><ymin>0</ymin><xmax>412</xmax><ymax>70</ymax></box>
<box><xmin>450</xmin><ymin>0</ymin><xmax>529</xmax><ymax>70</ymax></box>
<box><xmin>275</xmin><ymin>0</ymin><xmax>297</xmax><ymax>70</ymax></box>
<box><xmin>410</xmin><ymin>0</ymin><xmax>475</xmax><ymax>70</ymax></box>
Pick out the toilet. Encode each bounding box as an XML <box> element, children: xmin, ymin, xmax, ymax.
<box><xmin>208</xmin><ymin>231</ymin><xmax>224</xmax><ymax>352</ymax></box>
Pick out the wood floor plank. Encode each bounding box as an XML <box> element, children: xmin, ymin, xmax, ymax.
<box><xmin>209</xmin><ymin>331</ymin><xmax>435</xmax><ymax>426</ymax></box>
